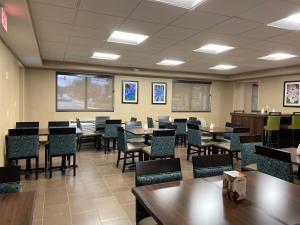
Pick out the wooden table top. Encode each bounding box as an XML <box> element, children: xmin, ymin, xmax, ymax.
<box><xmin>281</xmin><ymin>147</ymin><xmax>300</xmax><ymax>165</ymax></box>
<box><xmin>0</xmin><ymin>191</ymin><xmax>36</xmax><ymax>225</ymax></box>
<box><xmin>200</xmin><ymin>126</ymin><xmax>231</xmax><ymax>134</ymax></box>
<box><xmin>126</xmin><ymin>128</ymin><xmax>156</xmax><ymax>135</ymax></box>
<box><xmin>132</xmin><ymin>171</ymin><xmax>300</xmax><ymax>225</ymax></box>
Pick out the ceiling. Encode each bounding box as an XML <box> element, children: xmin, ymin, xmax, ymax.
<box><xmin>4</xmin><ymin>0</ymin><xmax>300</xmax><ymax>75</ymax></box>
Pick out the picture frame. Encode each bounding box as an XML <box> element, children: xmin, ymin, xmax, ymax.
<box><xmin>283</xmin><ymin>80</ymin><xmax>300</xmax><ymax>107</ymax></box>
<box><xmin>122</xmin><ymin>80</ymin><xmax>138</xmax><ymax>104</ymax></box>
<box><xmin>152</xmin><ymin>82</ymin><xmax>167</xmax><ymax>104</ymax></box>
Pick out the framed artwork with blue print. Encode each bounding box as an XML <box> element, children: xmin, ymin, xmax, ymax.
<box><xmin>122</xmin><ymin>80</ymin><xmax>138</xmax><ymax>104</ymax></box>
<box><xmin>152</xmin><ymin>82</ymin><xmax>167</xmax><ymax>104</ymax></box>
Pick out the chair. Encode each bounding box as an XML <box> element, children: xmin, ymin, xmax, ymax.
<box><xmin>264</xmin><ymin>113</ymin><xmax>281</xmax><ymax>148</ymax></box>
<box><xmin>125</xmin><ymin>121</ymin><xmax>144</xmax><ymax>143</ymax></box>
<box><xmin>102</xmin><ymin>120</ymin><xmax>122</xmax><ymax>153</ymax></box>
<box><xmin>16</xmin><ymin>122</ymin><xmax>39</xmax><ymax>128</ymax></box>
<box><xmin>223</xmin><ymin>122</ymin><xmax>240</xmax><ymax>140</ymax></box>
<box><xmin>174</xmin><ymin>119</ymin><xmax>187</xmax><ymax>146</ymax></box>
<box><xmin>187</xmin><ymin>120</ymin><xmax>201</xmax><ymax>126</ymax></box>
<box><xmin>147</xmin><ymin>117</ymin><xmax>154</xmax><ymax>128</ymax></box>
<box><xmin>188</xmin><ymin>117</ymin><xmax>197</xmax><ymax>121</ymax></box>
<box><xmin>135</xmin><ymin>158</ymin><xmax>182</xmax><ymax>225</ymax></box>
<box><xmin>48</xmin><ymin>121</ymin><xmax>69</xmax><ymax>128</ymax></box>
<box><xmin>255</xmin><ymin>146</ymin><xmax>293</xmax><ymax>182</ymax></box>
<box><xmin>240</xmin><ymin>135</ymin><xmax>262</xmax><ymax>171</ymax></box>
<box><xmin>130</xmin><ymin>117</ymin><xmax>137</xmax><ymax>122</ymax></box>
<box><xmin>142</xmin><ymin>129</ymin><xmax>176</xmax><ymax>159</ymax></box>
<box><xmin>158</xmin><ymin>116</ymin><xmax>170</xmax><ymax>128</ymax></box>
<box><xmin>6</xmin><ymin>129</ymin><xmax>39</xmax><ymax>179</ymax></box>
<box><xmin>282</xmin><ymin>112</ymin><xmax>300</xmax><ymax>147</ymax></box>
<box><xmin>233</xmin><ymin>110</ymin><xmax>245</xmax><ymax>114</ymax></box>
<box><xmin>192</xmin><ymin>154</ymin><xmax>233</xmax><ymax>178</ymax></box>
<box><xmin>0</xmin><ymin>166</ymin><xmax>21</xmax><ymax>194</ymax></box>
<box><xmin>48</xmin><ymin>128</ymin><xmax>77</xmax><ymax>178</ymax></box>
<box><xmin>186</xmin><ymin>123</ymin><xmax>210</xmax><ymax>160</ymax></box>
<box><xmin>116</xmin><ymin>127</ymin><xmax>146</xmax><ymax>173</ymax></box>
<box><xmin>95</xmin><ymin>116</ymin><xmax>109</xmax><ymax>131</ymax></box>
<box><xmin>76</xmin><ymin>118</ymin><xmax>100</xmax><ymax>151</ymax></box>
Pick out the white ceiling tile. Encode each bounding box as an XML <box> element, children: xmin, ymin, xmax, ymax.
<box><xmin>208</xmin><ymin>18</ymin><xmax>261</xmax><ymax>35</ymax></box>
<box><xmin>129</xmin><ymin>1</ymin><xmax>187</xmax><ymax>25</ymax></box>
<box><xmin>79</xmin><ymin>0</ymin><xmax>141</xmax><ymax>17</ymax></box>
<box><xmin>117</xmin><ymin>19</ymin><xmax>164</xmax><ymax>36</ymax></box>
<box><xmin>240</xmin><ymin>25</ymin><xmax>288</xmax><ymax>40</ymax></box>
<box><xmin>41</xmin><ymin>51</ymin><xmax>65</xmax><ymax>60</ymax></box>
<box><xmin>71</xmin><ymin>26</ymin><xmax>111</xmax><ymax>40</ymax></box>
<box><xmin>155</xmin><ymin>26</ymin><xmax>199</xmax><ymax>41</ymax></box>
<box><xmin>37</xmin><ymin>21</ymin><xmax>73</xmax><ymax>35</ymax></box>
<box><xmin>270</xmin><ymin>32</ymin><xmax>300</xmax><ymax>46</ymax></box>
<box><xmin>75</xmin><ymin>11</ymin><xmax>124</xmax><ymax>30</ymax></box>
<box><xmin>243</xmin><ymin>40</ymin><xmax>297</xmax><ymax>53</ymax></box>
<box><xmin>39</xmin><ymin>41</ymin><xmax>67</xmax><ymax>53</ymax></box>
<box><xmin>69</xmin><ymin>36</ymin><xmax>98</xmax><ymax>47</ymax></box>
<box><xmin>172</xmin><ymin>10</ymin><xmax>229</xmax><ymax>30</ymax></box>
<box><xmin>30</xmin><ymin>2</ymin><xmax>76</xmax><ymax>24</ymax></box>
<box><xmin>66</xmin><ymin>44</ymin><xmax>94</xmax><ymax>55</ymax></box>
<box><xmin>37</xmin><ymin>32</ymin><xmax>69</xmax><ymax>43</ymax></box>
<box><xmin>140</xmin><ymin>37</ymin><xmax>177</xmax><ymax>48</ymax></box>
<box><xmin>30</xmin><ymin>0</ymin><xmax>78</xmax><ymax>8</ymax></box>
<box><xmin>132</xmin><ymin>45</ymin><xmax>163</xmax><ymax>54</ymax></box>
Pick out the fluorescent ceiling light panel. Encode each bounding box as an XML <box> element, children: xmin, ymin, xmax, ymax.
<box><xmin>91</xmin><ymin>52</ymin><xmax>120</xmax><ymax>60</ymax></box>
<box><xmin>193</xmin><ymin>44</ymin><xmax>235</xmax><ymax>54</ymax></box>
<box><xmin>150</xmin><ymin>0</ymin><xmax>206</xmax><ymax>9</ymax></box>
<box><xmin>107</xmin><ymin>31</ymin><xmax>149</xmax><ymax>45</ymax></box>
<box><xmin>157</xmin><ymin>59</ymin><xmax>185</xmax><ymax>66</ymax></box>
<box><xmin>268</xmin><ymin>12</ymin><xmax>300</xmax><ymax>30</ymax></box>
<box><xmin>209</xmin><ymin>64</ymin><xmax>237</xmax><ymax>70</ymax></box>
<box><xmin>258</xmin><ymin>53</ymin><xmax>298</xmax><ymax>61</ymax></box>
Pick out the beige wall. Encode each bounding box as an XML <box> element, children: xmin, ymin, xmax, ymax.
<box><xmin>24</xmin><ymin>68</ymin><xmax>233</xmax><ymax>128</ymax></box>
<box><xmin>0</xmin><ymin>39</ymin><xmax>23</xmax><ymax>166</ymax></box>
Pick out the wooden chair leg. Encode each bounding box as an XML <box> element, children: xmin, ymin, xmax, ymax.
<box><xmin>122</xmin><ymin>152</ymin><xmax>127</xmax><ymax>173</ymax></box>
<box><xmin>45</xmin><ymin>148</ymin><xmax>48</xmax><ymax>173</ymax></box>
<box><xmin>73</xmin><ymin>154</ymin><xmax>76</xmax><ymax>176</ymax></box>
<box><xmin>187</xmin><ymin>144</ymin><xmax>191</xmax><ymax>160</ymax></box>
<box><xmin>35</xmin><ymin>157</ymin><xmax>39</xmax><ymax>180</ymax></box>
<box><xmin>49</xmin><ymin>156</ymin><xmax>52</xmax><ymax>178</ymax></box>
<box><xmin>116</xmin><ymin>150</ymin><xmax>121</xmax><ymax>167</ymax></box>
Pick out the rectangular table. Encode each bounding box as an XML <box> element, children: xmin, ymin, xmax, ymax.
<box><xmin>281</xmin><ymin>147</ymin><xmax>300</xmax><ymax>177</ymax></box>
<box><xmin>0</xmin><ymin>191</ymin><xmax>36</xmax><ymax>225</ymax></box>
<box><xmin>132</xmin><ymin>171</ymin><xmax>300</xmax><ymax>225</ymax></box>
<box><xmin>200</xmin><ymin>127</ymin><xmax>231</xmax><ymax>141</ymax></box>
<box><xmin>126</xmin><ymin>128</ymin><xmax>156</xmax><ymax>145</ymax></box>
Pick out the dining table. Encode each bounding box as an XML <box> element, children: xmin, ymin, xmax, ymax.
<box><xmin>200</xmin><ymin>126</ymin><xmax>232</xmax><ymax>142</ymax></box>
<box><xmin>132</xmin><ymin>171</ymin><xmax>300</xmax><ymax>225</ymax></box>
<box><xmin>281</xmin><ymin>147</ymin><xmax>300</xmax><ymax>176</ymax></box>
<box><xmin>0</xmin><ymin>191</ymin><xmax>36</xmax><ymax>225</ymax></box>
<box><xmin>126</xmin><ymin>128</ymin><xmax>156</xmax><ymax>145</ymax></box>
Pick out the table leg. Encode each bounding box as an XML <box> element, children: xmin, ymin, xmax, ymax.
<box><xmin>144</xmin><ymin>135</ymin><xmax>150</xmax><ymax>145</ymax></box>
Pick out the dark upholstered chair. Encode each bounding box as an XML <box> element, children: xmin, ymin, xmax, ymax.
<box><xmin>116</xmin><ymin>127</ymin><xmax>146</xmax><ymax>173</ymax></box>
<box><xmin>192</xmin><ymin>154</ymin><xmax>233</xmax><ymax>178</ymax></box>
<box><xmin>147</xmin><ymin>117</ymin><xmax>154</xmax><ymax>129</ymax></box>
<box><xmin>130</xmin><ymin>117</ymin><xmax>137</xmax><ymax>122</ymax></box>
<box><xmin>48</xmin><ymin>128</ymin><xmax>77</xmax><ymax>178</ymax></box>
<box><xmin>48</xmin><ymin>121</ymin><xmax>69</xmax><ymax>128</ymax></box>
<box><xmin>158</xmin><ymin>116</ymin><xmax>170</xmax><ymax>128</ymax></box>
<box><xmin>223</xmin><ymin>122</ymin><xmax>240</xmax><ymax>140</ymax></box>
<box><xmin>16</xmin><ymin>122</ymin><xmax>39</xmax><ymax>128</ymax></box>
<box><xmin>101</xmin><ymin>120</ymin><xmax>122</xmax><ymax>153</ymax></box>
<box><xmin>135</xmin><ymin>158</ymin><xmax>182</xmax><ymax>225</ymax></box>
<box><xmin>0</xmin><ymin>166</ymin><xmax>21</xmax><ymax>194</ymax></box>
<box><xmin>240</xmin><ymin>135</ymin><xmax>262</xmax><ymax>171</ymax></box>
<box><xmin>256</xmin><ymin>146</ymin><xmax>293</xmax><ymax>182</ymax></box>
<box><xmin>125</xmin><ymin>121</ymin><xmax>144</xmax><ymax>143</ymax></box>
<box><xmin>95</xmin><ymin>116</ymin><xmax>109</xmax><ymax>131</ymax></box>
<box><xmin>174</xmin><ymin>119</ymin><xmax>187</xmax><ymax>146</ymax></box>
<box><xmin>6</xmin><ymin>128</ymin><xmax>39</xmax><ymax>179</ymax></box>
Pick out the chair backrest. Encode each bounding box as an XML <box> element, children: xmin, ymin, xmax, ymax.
<box><xmin>48</xmin><ymin>128</ymin><xmax>77</xmax><ymax>156</ymax></box>
<box><xmin>187</xmin><ymin>123</ymin><xmax>202</xmax><ymax>147</ymax></box>
<box><xmin>16</xmin><ymin>122</ymin><xmax>39</xmax><ymax>129</ymax></box>
<box><xmin>7</xmin><ymin>129</ymin><xmax>39</xmax><ymax>159</ymax></box>
<box><xmin>104</xmin><ymin>120</ymin><xmax>122</xmax><ymax>138</ymax></box>
<box><xmin>233</xmin><ymin>110</ymin><xmax>245</xmax><ymax>114</ymax></box>
<box><xmin>117</xmin><ymin>127</ymin><xmax>128</xmax><ymax>152</ymax></box>
<box><xmin>230</xmin><ymin>128</ymin><xmax>250</xmax><ymax>150</ymax></box>
<box><xmin>192</xmin><ymin>154</ymin><xmax>233</xmax><ymax>178</ymax></box>
<box><xmin>0</xmin><ymin>166</ymin><xmax>21</xmax><ymax>194</ymax></box>
<box><xmin>224</xmin><ymin>122</ymin><xmax>240</xmax><ymax>140</ymax></box>
<box><xmin>151</xmin><ymin>129</ymin><xmax>176</xmax><ymax>158</ymax></box>
<box><xmin>255</xmin><ymin>146</ymin><xmax>293</xmax><ymax>182</ymax></box>
<box><xmin>135</xmin><ymin>158</ymin><xmax>182</xmax><ymax>186</ymax></box>
<box><xmin>125</xmin><ymin>121</ymin><xmax>142</xmax><ymax>139</ymax></box>
<box><xmin>187</xmin><ymin>120</ymin><xmax>201</xmax><ymax>126</ymax></box>
<box><xmin>158</xmin><ymin>116</ymin><xmax>169</xmax><ymax>122</ymax></box>
<box><xmin>75</xmin><ymin>118</ymin><xmax>82</xmax><ymax>130</ymax></box>
<box><xmin>266</xmin><ymin>115</ymin><xmax>281</xmax><ymax>131</ymax></box>
<box><xmin>291</xmin><ymin>114</ymin><xmax>300</xmax><ymax>129</ymax></box>
<box><xmin>96</xmin><ymin>116</ymin><xmax>109</xmax><ymax>130</ymax></box>
<box><xmin>165</xmin><ymin>123</ymin><xmax>177</xmax><ymax>130</ymax></box>
<box><xmin>174</xmin><ymin>119</ymin><xmax>187</xmax><ymax>135</ymax></box>
<box><xmin>188</xmin><ymin>117</ymin><xmax>197</xmax><ymax>121</ymax></box>
<box><xmin>240</xmin><ymin>135</ymin><xmax>262</xmax><ymax>169</ymax></box>
<box><xmin>147</xmin><ymin>117</ymin><xmax>154</xmax><ymax>128</ymax></box>
<box><xmin>48</xmin><ymin>121</ymin><xmax>69</xmax><ymax>128</ymax></box>
<box><xmin>130</xmin><ymin>117</ymin><xmax>137</xmax><ymax>122</ymax></box>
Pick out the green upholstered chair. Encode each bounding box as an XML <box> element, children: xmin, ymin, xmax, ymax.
<box><xmin>116</xmin><ymin>127</ymin><xmax>146</xmax><ymax>173</ymax></box>
<box><xmin>125</xmin><ymin>121</ymin><xmax>144</xmax><ymax>143</ymax></box>
<box><xmin>142</xmin><ymin>129</ymin><xmax>176</xmax><ymax>160</ymax></box>
<box><xmin>174</xmin><ymin>119</ymin><xmax>187</xmax><ymax>146</ymax></box>
<box><xmin>0</xmin><ymin>166</ymin><xmax>21</xmax><ymax>194</ymax></box>
<box><xmin>147</xmin><ymin>117</ymin><xmax>154</xmax><ymax>129</ymax></box>
<box><xmin>192</xmin><ymin>154</ymin><xmax>233</xmax><ymax>178</ymax></box>
<box><xmin>135</xmin><ymin>159</ymin><xmax>182</xmax><ymax>225</ymax></box>
<box><xmin>6</xmin><ymin>128</ymin><xmax>40</xmax><ymax>179</ymax></box>
<box><xmin>48</xmin><ymin>128</ymin><xmax>77</xmax><ymax>178</ymax></box>
<box><xmin>256</xmin><ymin>146</ymin><xmax>293</xmax><ymax>182</ymax></box>
<box><xmin>240</xmin><ymin>135</ymin><xmax>263</xmax><ymax>171</ymax></box>
<box><xmin>186</xmin><ymin>123</ymin><xmax>211</xmax><ymax>160</ymax></box>
<box><xmin>264</xmin><ymin>112</ymin><xmax>281</xmax><ymax>148</ymax></box>
<box><xmin>101</xmin><ymin>120</ymin><xmax>122</xmax><ymax>153</ymax></box>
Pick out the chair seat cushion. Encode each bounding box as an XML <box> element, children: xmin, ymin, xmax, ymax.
<box><xmin>142</xmin><ymin>146</ymin><xmax>152</xmax><ymax>156</ymax></box>
<box><xmin>244</xmin><ymin>163</ymin><xmax>257</xmax><ymax>171</ymax></box>
<box><xmin>138</xmin><ymin>217</ymin><xmax>157</xmax><ymax>225</ymax></box>
<box><xmin>0</xmin><ymin>181</ymin><xmax>21</xmax><ymax>194</ymax></box>
<box><xmin>128</xmin><ymin>143</ymin><xmax>147</xmax><ymax>152</ymax></box>
<box><xmin>194</xmin><ymin>165</ymin><xmax>233</xmax><ymax>178</ymax></box>
<box><xmin>136</xmin><ymin>171</ymin><xmax>182</xmax><ymax>186</ymax></box>
<box><xmin>216</xmin><ymin>142</ymin><xmax>230</xmax><ymax>150</ymax></box>
<box><xmin>127</xmin><ymin>138</ymin><xmax>145</xmax><ymax>143</ymax></box>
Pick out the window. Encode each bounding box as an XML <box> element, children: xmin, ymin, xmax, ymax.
<box><xmin>56</xmin><ymin>72</ymin><xmax>114</xmax><ymax>112</ymax></box>
<box><xmin>251</xmin><ymin>84</ymin><xmax>259</xmax><ymax>112</ymax></box>
<box><xmin>172</xmin><ymin>80</ymin><xmax>211</xmax><ymax>112</ymax></box>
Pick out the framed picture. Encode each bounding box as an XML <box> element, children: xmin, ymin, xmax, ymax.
<box><xmin>152</xmin><ymin>82</ymin><xmax>167</xmax><ymax>104</ymax></box>
<box><xmin>122</xmin><ymin>81</ymin><xmax>138</xmax><ymax>104</ymax></box>
<box><xmin>283</xmin><ymin>80</ymin><xmax>300</xmax><ymax>107</ymax></box>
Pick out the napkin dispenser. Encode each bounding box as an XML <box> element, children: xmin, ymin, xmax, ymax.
<box><xmin>223</xmin><ymin>171</ymin><xmax>246</xmax><ymax>201</ymax></box>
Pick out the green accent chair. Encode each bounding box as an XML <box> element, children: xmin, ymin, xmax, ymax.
<box><xmin>264</xmin><ymin>112</ymin><xmax>281</xmax><ymax>148</ymax></box>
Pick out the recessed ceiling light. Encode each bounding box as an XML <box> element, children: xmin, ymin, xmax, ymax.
<box><xmin>209</xmin><ymin>64</ymin><xmax>237</xmax><ymax>70</ymax></box>
<box><xmin>150</xmin><ymin>0</ymin><xmax>206</xmax><ymax>9</ymax></box>
<box><xmin>193</xmin><ymin>44</ymin><xmax>235</xmax><ymax>54</ymax></box>
<box><xmin>157</xmin><ymin>59</ymin><xmax>185</xmax><ymax>66</ymax></box>
<box><xmin>107</xmin><ymin>31</ymin><xmax>149</xmax><ymax>45</ymax></box>
<box><xmin>268</xmin><ymin>12</ymin><xmax>300</xmax><ymax>30</ymax></box>
<box><xmin>258</xmin><ymin>53</ymin><xmax>298</xmax><ymax>61</ymax></box>
<box><xmin>91</xmin><ymin>52</ymin><xmax>120</xmax><ymax>60</ymax></box>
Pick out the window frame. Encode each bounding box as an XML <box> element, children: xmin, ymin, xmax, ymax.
<box><xmin>56</xmin><ymin>72</ymin><xmax>115</xmax><ymax>112</ymax></box>
<box><xmin>171</xmin><ymin>80</ymin><xmax>212</xmax><ymax>112</ymax></box>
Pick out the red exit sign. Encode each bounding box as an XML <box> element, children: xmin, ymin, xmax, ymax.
<box><xmin>1</xmin><ymin>7</ymin><xmax>7</xmax><ymax>32</ymax></box>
